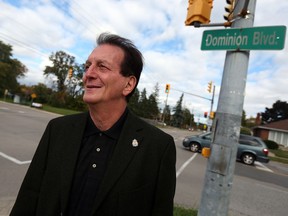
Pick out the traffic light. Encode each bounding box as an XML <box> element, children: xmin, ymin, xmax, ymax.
<box><xmin>185</xmin><ymin>0</ymin><xmax>213</xmax><ymax>26</ymax></box>
<box><xmin>204</xmin><ymin>111</ymin><xmax>208</xmax><ymax>118</ymax></box>
<box><xmin>165</xmin><ymin>84</ymin><xmax>171</xmax><ymax>94</ymax></box>
<box><xmin>68</xmin><ymin>68</ymin><xmax>73</xmax><ymax>79</ymax></box>
<box><xmin>224</xmin><ymin>0</ymin><xmax>235</xmax><ymax>21</ymax></box>
<box><xmin>209</xmin><ymin>111</ymin><xmax>215</xmax><ymax>119</ymax></box>
<box><xmin>207</xmin><ymin>81</ymin><xmax>212</xmax><ymax>93</ymax></box>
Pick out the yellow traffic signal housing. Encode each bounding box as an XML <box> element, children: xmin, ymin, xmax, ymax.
<box><xmin>224</xmin><ymin>0</ymin><xmax>235</xmax><ymax>21</ymax></box>
<box><xmin>165</xmin><ymin>84</ymin><xmax>171</xmax><ymax>93</ymax></box>
<box><xmin>185</xmin><ymin>0</ymin><xmax>213</xmax><ymax>26</ymax></box>
<box><xmin>68</xmin><ymin>68</ymin><xmax>73</xmax><ymax>79</ymax></box>
<box><xmin>202</xmin><ymin>147</ymin><xmax>211</xmax><ymax>158</ymax></box>
<box><xmin>207</xmin><ymin>81</ymin><xmax>212</xmax><ymax>93</ymax></box>
<box><xmin>210</xmin><ymin>111</ymin><xmax>215</xmax><ymax>119</ymax></box>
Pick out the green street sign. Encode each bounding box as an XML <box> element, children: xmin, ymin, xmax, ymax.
<box><xmin>201</xmin><ymin>25</ymin><xmax>286</xmax><ymax>50</ymax></box>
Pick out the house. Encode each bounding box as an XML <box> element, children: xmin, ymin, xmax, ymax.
<box><xmin>253</xmin><ymin>119</ymin><xmax>288</xmax><ymax>147</ymax></box>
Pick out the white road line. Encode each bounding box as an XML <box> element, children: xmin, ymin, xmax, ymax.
<box><xmin>0</xmin><ymin>152</ymin><xmax>31</xmax><ymax>165</ymax></box>
<box><xmin>254</xmin><ymin>161</ymin><xmax>273</xmax><ymax>172</ymax></box>
<box><xmin>176</xmin><ymin>153</ymin><xmax>198</xmax><ymax>178</ymax></box>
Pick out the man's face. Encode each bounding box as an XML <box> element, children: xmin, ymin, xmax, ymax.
<box><xmin>83</xmin><ymin>44</ymin><xmax>132</xmax><ymax>106</ymax></box>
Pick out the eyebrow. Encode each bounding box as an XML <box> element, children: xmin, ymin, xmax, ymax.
<box><xmin>86</xmin><ymin>57</ymin><xmax>111</xmax><ymax>65</ymax></box>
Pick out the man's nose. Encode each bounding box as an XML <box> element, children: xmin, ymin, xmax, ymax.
<box><xmin>85</xmin><ymin>65</ymin><xmax>98</xmax><ymax>78</ymax></box>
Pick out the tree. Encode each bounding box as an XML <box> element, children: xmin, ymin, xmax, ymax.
<box><xmin>0</xmin><ymin>41</ymin><xmax>27</xmax><ymax>95</ymax></box>
<box><xmin>172</xmin><ymin>93</ymin><xmax>184</xmax><ymax>128</ymax></box>
<box><xmin>241</xmin><ymin>110</ymin><xmax>247</xmax><ymax>126</ymax></box>
<box><xmin>182</xmin><ymin>108</ymin><xmax>194</xmax><ymax>128</ymax></box>
<box><xmin>44</xmin><ymin>51</ymin><xmax>76</xmax><ymax>92</ymax></box>
<box><xmin>66</xmin><ymin>63</ymin><xmax>85</xmax><ymax>97</ymax></box>
<box><xmin>32</xmin><ymin>83</ymin><xmax>53</xmax><ymax>104</ymax></box>
<box><xmin>43</xmin><ymin>51</ymin><xmax>86</xmax><ymax>108</ymax></box>
<box><xmin>162</xmin><ymin>105</ymin><xmax>171</xmax><ymax>124</ymax></box>
<box><xmin>138</xmin><ymin>88</ymin><xmax>149</xmax><ymax>118</ymax></box>
<box><xmin>128</xmin><ymin>88</ymin><xmax>140</xmax><ymax>115</ymax></box>
<box><xmin>147</xmin><ymin>94</ymin><xmax>159</xmax><ymax>119</ymax></box>
<box><xmin>261</xmin><ymin>100</ymin><xmax>288</xmax><ymax>124</ymax></box>
<box><xmin>147</xmin><ymin>83</ymin><xmax>160</xmax><ymax>119</ymax></box>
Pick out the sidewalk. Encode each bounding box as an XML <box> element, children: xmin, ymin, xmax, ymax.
<box><xmin>0</xmin><ymin>197</ymin><xmax>15</xmax><ymax>216</ymax></box>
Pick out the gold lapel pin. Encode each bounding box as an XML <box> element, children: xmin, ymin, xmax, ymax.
<box><xmin>132</xmin><ymin>139</ymin><xmax>138</xmax><ymax>147</ymax></box>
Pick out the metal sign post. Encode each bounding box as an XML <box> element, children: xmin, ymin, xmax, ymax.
<box><xmin>198</xmin><ymin>0</ymin><xmax>257</xmax><ymax>215</ymax></box>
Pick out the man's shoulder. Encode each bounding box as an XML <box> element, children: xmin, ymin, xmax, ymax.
<box><xmin>127</xmin><ymin>112</ymin><xmax>173</xmax><ymax>140</ymax></box>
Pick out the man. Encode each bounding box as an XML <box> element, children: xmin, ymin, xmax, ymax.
<box><xmin>10</xmin><ymin>33</ymin><xmax>176</xmax><ymax>216</ymax></box>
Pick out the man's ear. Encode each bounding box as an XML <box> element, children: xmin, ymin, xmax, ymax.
<box><xmin>123</xmin><ymin>76</ymin><xmax>137</xmax><ymax>96</ymax></box>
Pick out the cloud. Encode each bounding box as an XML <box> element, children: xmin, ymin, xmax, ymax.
<box><xmin>1</xmin><ymin>0</ymin><xmax>288</xmax><ymax>118</ymax></box>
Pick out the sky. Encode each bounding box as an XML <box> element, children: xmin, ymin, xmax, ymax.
<box><xmin>1</xmin><ymin>0</ymin><xmax>287</xmax><ymax>121</ymax></box>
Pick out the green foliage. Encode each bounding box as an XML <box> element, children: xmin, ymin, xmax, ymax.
<box><xmin>137</xmin><ymin>88</ymin><xmax>149</xmax><ymax>118</ymax></box>
<box><xmin>261</xmin><ymin>100</ymin><xmax>288</xmax><ymax>124</ymax></box>
<box><xmin>0</xmin><ymin>40</ymin><xmax>27</xmax><ymax>94</ymax></box>
<box><xmin>174</xmin><ymin>205</ymin><xmax>197</xmax><ymax>216</ymax></box>
<box><xmin>270</xmin><ymin>148</ymin><xmax>288</xmax><ymax>159</ymax></box>
<box><xmin>44</xmin><ymin>51</ymin><xmax>76</xmax><ymax>92</ymax></box>
<box><xmin>182</xmin><ymin>108</ymin><xmax>193</xmax><ymax>128</ymax></box>
<box><xmin>264</xmin><ymin>140</ymin><xmax>279</xmax><ymax>150</ymax></box>
<box><xmin>65</xmin><ymin>95</ymin><xmax>87</xmax><ymax>111</ymax></box>
<box><xmin>171</xmin><ymin>93</ymin><xmax>184</xmax><ymax>128</ymax></box>
<box><xmin>162</xmin><ymin>104</ymin><xmax>171</xmax><ymax>124</ymax></box>
<box><xmin>32</xmin><ymin>83</ymin><xmax>53</xmax><ymax>104</ymax></box>
<box><xmin>147</xmin><ymin>94</ymin><xmax>159</xmax><ymax>119</ymax></box>
<box><xmin>42</xmin><ymin>104</ymin><xmax>81</xmax><ymax>115</ymax></box>
<box><xmin>240</xmin><ymin>127</ymin><xmax>252</xmax><ymax>135</ymax></box>
<box><xmin>128</xmin><ymin>88</ymin><xmax>140</xmax><ymax>115</ymax></box>
<box><xmin>128</xmin><ymin>85</ymin><xmax>160</xmax><ymax>120</ymax></box>
<box><xmin>269</xmin><ymin>149</ymin><xmax>288</xmax><ymax>164</ymax></box>
<box><xmin>241</xmin><ymin>110</ymin><xmax>247</xmax><ymax>126</ymax></box>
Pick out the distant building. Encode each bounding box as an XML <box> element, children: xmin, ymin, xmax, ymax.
<box><xmin>253</xmin><ymin>119</ymin><xmax>288</xmax><ymax>147</ymax></box>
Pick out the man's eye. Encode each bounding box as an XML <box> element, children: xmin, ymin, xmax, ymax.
<box><xmin>85</xmin><ymin>64</ymin><xmax>91</xmax><ymax>71</ymax></box>
<box><xmin>99</xmin><ymin>64</ymin><xmax>109</xmax><ymax>70</ymax></box>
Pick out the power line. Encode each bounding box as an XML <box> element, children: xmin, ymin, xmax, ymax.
<box><xmin>0</xmin><ymin>32</ymin><xmax>49</xmax><ymax>58</ymax></box>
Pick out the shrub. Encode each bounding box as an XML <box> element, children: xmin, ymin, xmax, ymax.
<box><xmin>264</xmin><ymin>140</ymin><xmax>279</xmax><ymax>150</ymax></box>
<box><xmin>240</xmin><ymin>127</ymin><xmax>252</xmax><ymax>135</ymax></box>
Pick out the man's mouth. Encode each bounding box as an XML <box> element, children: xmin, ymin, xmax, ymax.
<box><xmin>86</xmin><ymin>84</ymin><xmax>101</xmax><ymax>89</ymax></box>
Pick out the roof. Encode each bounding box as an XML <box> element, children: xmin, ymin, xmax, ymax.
<box><xmin>254</xmin><ymin>119</ymin><xmax>288</xmax><ymax>133</ymax></box>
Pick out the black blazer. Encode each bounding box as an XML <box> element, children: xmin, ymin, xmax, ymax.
<box><xmin>10</xmin><ymin>111</ymin><xmax>176</xmax><ymax>216</ymax></box>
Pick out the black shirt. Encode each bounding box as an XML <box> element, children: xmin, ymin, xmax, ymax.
<box><xmin>67</xmin><ymin>109</ymin><xmax>128</xmax><ymax>216</ymax></box>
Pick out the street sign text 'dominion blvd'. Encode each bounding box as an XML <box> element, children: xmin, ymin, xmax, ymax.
<box><xmin>201</xmin><ymin>25</ymin><xmax>286</xmax><ymax>50</ymax></box>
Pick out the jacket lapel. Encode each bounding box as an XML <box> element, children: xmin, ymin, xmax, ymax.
<box><xmin>91</xmin><ymin>111</ymin><xmax>144</xmax><ymax>212</ymax></box>
<box><xmin>60</xmin><ymin>113</ymin><xmax>88</xmax><ymax>213</ymax></box>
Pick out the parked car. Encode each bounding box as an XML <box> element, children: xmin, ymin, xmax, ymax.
<box><xmin>182</xmin><ymin>132</ymin><xmax>269</xmax><ymax>165</ymax></box>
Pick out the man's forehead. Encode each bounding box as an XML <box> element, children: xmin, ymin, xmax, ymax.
<box><xmin>86</xmin><ymin>44</ymin><xmax>124</xmax><ymax>62</ymax></box>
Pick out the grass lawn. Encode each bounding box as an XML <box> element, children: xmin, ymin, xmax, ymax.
<box><xmin>42</xmin><ymin>104</ymin><xmax>82</xmax><ymax>115</ymax></box>
<box><xmin>269</xmin><ymin>148</ymin><xmax>288</xmax><ymax>164</ymax></box>
<box><xmin>174</xmin><ymin>206</ymin><xmax>197</xmax><ymax>216</ymax></box>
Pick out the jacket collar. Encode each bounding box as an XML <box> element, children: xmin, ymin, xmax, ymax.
<box><xmin>60</xmin><ymin>112</ymin><xmax>88</xmax><ymax>213</ymax></box>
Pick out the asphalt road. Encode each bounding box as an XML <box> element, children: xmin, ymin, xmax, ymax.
<box><xmin>165</xmin><ymin>127</ymin><xmax>288</xmax><ymax>216</ymax></box>
<box><xmin>1</xmin><ymin>101</ymin><xmax>288</xmax><ymax>216</ymax></box>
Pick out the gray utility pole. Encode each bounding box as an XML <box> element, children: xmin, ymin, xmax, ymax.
<box><xmin>198</xmin><ymin>0</ymin><xmax>256</xmax><ymax>216</ymax></box>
